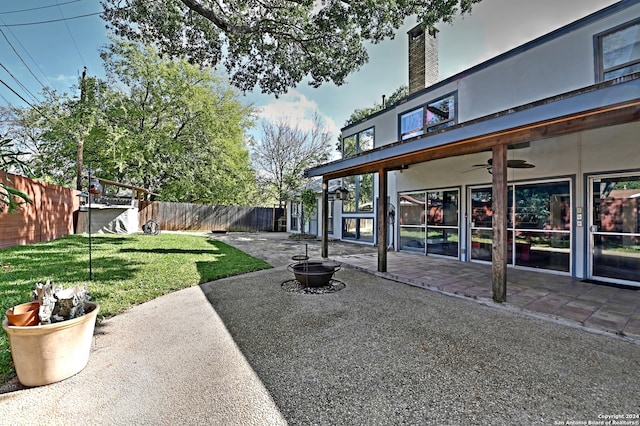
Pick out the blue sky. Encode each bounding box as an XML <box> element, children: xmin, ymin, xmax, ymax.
<box><xmin>0</xmin><ymin>0</ymin><xmax>620</xmax><ymax>142</ymax></box>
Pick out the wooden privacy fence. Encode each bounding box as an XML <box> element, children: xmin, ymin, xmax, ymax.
<box><xmin>0</xmin><ymin>172</ymin><xmax>79</xmax><ymax>249</ymax></box>
<box><xmin>139</xmin><ymin>201</ymin><xmax>285</xmax><ymax>232</ymax></box>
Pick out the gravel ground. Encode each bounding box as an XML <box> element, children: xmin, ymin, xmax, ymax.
<box><xmin>1</xmin><ymin>265</ymin><xmax>639</xmax><ymax>425</ymax></box>
<box><xmin>202</xmin><ymin>267</ymin><xmax>640</xmax><ymax>426</ymax></box>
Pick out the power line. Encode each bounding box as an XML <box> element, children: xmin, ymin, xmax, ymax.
<box><xmin>0</xmin><ymin>11</ymin><xmax>102</xmax><ymax>27</ymax></box>
<box><xmin>0</xmin><ymin>62</ymin><xmax>40</xmax><ymax>105</ymax></box>
<box><xmin>0</xmin><ymin>27</ymin><xmax>47</xmax><ymax>89</ymax></box>
<box><xmin>0</xmin><ymin>76</ymin><xmax>81</xmax><ymax>144</ymax></box>
<box><xmin>0</xmin><ymin>17</ymin><xmax>55</xmax><ymax>89</ymax></box>
<box><xmin>55</xmin><ymin>0</ymin><xmax>85</xmax><ymax>65</ymax></box>
<box><xmin>0</xmin><ymin>0</ymin><xmax>81</xmax><ymax>15</ymax></box>
<box><xmin>0</xmin><ymin>77</ymin><xmax>39</xmax><ymax>110</ymax></box>
<box><xmin>0</xmin><ymin>92</ymin><xmax>13</xmax><ymax>106</ymax></box>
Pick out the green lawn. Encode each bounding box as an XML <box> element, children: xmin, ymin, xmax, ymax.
<box><xmin>0</xmin><ymin>233</ymin><xmax>271</xmax><ymax>383</ymax></box>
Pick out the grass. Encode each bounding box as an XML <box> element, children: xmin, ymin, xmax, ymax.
<box><xmin>0</xmin><ymin>233</ymin><xmax>271</xmax><ymax>383</ymax></box>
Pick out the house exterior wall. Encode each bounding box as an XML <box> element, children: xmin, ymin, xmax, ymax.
<box><xmin>286</xmin><ymin>199</ymin><xmax>319</xmax><ymax>236</ymax></box>
<box><xmin>394</xmin><ymin>121</ymin><xmax>639</xmax><ymax>278</ymax></box>
<box><xmin>330</xmin><ymin>1</ymin><xmax>640</xmax><ymax>287</ymax></box>
<box><xmin>343</xmin><ymin>1</ymin><xmax>640</xmax><ymax>148</ymax></box>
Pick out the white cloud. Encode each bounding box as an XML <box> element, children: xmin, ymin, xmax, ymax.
<box><xmin>257</xmin><ymin>90</ymin><xmax>340</xmax><ymax>140</ymax></box>
<box><xmin>51</xmin><ymin>74</ymin><xmax>75</xmax><ymax>82</ymax></box>
<box><xmin>49</xmin><ymin>73</ymin><xmax>81</xmax><ymax>93</ymax></box>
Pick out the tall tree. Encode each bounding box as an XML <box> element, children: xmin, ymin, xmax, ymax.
<box><xmin>101</xmin><ymin>0</ymin><xmax>480</xmax><ymax>95</ymax></box>
<box><xmin>0</xmin><ymin>106</ymin><xmax>27</xmax><ymax>146</ymax></box>
<box><xmin>18</xmin><ymin>39</ymin><xmax>257</xmax><ymax>205</ymax></box>
<box><xmin>98</xmin><ymin>39</ymin><xmax>258</xmax><ymax>204</ymax></box>
<box><xmin>250</xmin><ymin>114</ymin><xmax>332</xmax><ymax>207</ymax></box>
<box><xmin>17</xmin><ymin>81</ymin><xmax>104</xmax><ymax>188</ymax></box>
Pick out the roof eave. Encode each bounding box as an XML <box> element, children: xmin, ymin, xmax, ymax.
<box><xmin>306</xmin><ymin>75</ymin><xmax>640</xmax><ymax>179</ymax></box>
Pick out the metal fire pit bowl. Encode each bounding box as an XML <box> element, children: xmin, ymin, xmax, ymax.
<box><xmin>287</xmin><ymin>261</ymin><xmax>341</xmax><ymax>288</ymax></box>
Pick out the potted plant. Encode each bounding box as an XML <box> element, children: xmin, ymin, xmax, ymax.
<box><xmin>2</xmin><ymin>281</ymin><xmax>100</xmax><ymax>387</ymax></box>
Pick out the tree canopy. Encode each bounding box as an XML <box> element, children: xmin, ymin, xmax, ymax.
<box><xmin>344</xmin><ymin>85</ymin><xmax>409</xmax><ymax>127</ymax></box>
<box><xmin>101</xmin><ymin>0</ymin><xmax>480</xmax><ymax>95</ymax></box>
<box><xmin>17</xmin><ymin>39</ymin><xmax>257</xmax><ymax>205</ymax></box>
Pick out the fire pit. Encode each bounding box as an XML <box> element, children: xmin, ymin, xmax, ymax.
<box><xmin>288</xmin><ymin>261</ymin><xmax>341</xmax><ymax>287</ymax></box>
<box><xmin>285</xmin><ymin>244</ymin><xmax>342</xmax><ymax>289</ymax></box>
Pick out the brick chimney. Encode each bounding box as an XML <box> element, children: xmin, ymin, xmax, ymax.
<box><xmin>408</xmin><ymin>24</ymin><xmax>439</xmax><ymax>95</ymax></box>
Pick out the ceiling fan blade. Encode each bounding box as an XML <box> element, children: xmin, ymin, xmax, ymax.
<box><xmin>507</xmin><ymin>159</ymin><xmax>535</xmax><ymax>168</ymax></box>
<box><xmin>463</xmin><ymin>165</ymin><xmax>488</xmax><ymax>173</ymax></box>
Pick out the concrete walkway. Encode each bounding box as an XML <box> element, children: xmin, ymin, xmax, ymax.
<box><xmin>1</xmin><ymin>232</ymin><xmax>638</xmax><ymax>425</ymax></box>
<box><xmin>1</xmin><ymin>281</ymin><xmax>287</xmax><ymax>425</ymax></box>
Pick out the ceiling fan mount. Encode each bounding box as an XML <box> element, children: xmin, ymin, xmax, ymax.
<box><xmin>467</xmin><ymin>158</ymin><xmax>535</xmax><ymax>174</ymax></box>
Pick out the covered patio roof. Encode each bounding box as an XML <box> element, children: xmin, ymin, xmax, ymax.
<box><xmin>306</xmin><ymin>74</ymin><xmax>640</xmax><ymax>180</ymax></box>
<box><xmin>309</xmin><ymin>73</ymin><xmax>640</xmax><ymax>304</ymax></box>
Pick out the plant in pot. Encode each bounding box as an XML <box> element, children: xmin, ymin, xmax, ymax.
<box><xmin>2</xmin><ymin>280</ymin><xmax>100</xmax><ymax>387</ymax></box>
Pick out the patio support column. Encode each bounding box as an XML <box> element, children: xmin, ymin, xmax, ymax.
<box><xmin>322</xmin><ymin>177</ymin><xmax>329</xmax><ymax>259</ymax></box>
<box><xmin>492</xmin><ymin>144</ymin><xmax>508</xmax><ymax>303</ymax></box>
<box><xmin>377</xmin><ymin>167</ymin><xmax>388</xmax><ymax>272</ymax></box>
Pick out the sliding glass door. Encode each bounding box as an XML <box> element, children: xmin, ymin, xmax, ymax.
<box><xmin>470</xmin><ymin>179</ymin><xmax>571</xmax><ymax>273</ymax></box>
<box><xmin>426</xmin><ymin>190</ymin><xmax>459</xmax><ymax>257</ymax></box>
<box><xmin>399</xmin><ymin>189</ymin><xmax>459</xmax><ymax>257</ymax></box>
<box><xmin>589</xmin><ymin>174</ymin><xmax>640</xmax><ymax>285</ymax></box>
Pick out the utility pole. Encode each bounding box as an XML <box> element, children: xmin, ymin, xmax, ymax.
<box><xmin>76</xmin><ymin>66</ymin><xmax>87</xmax><ymax>191</ymax></box>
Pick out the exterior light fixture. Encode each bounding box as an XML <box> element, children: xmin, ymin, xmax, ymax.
<box><xmin>335</xmin><ymin>187</ymin><xmax>350</xmax><ymax>200</ymax></box>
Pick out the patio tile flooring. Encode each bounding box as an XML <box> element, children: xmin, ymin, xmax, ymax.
<box><xmin>333</xmin><ymin>250</ymin><xmax>640</xmax><ymax>342</ymax></box>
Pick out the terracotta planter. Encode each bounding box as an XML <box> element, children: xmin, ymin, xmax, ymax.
<box><xmin>2</xmin><ymin>302</ymin><xmax>99</xmax><ymax>387</ymax></box>
<box><xmin>6</xmin><ymin>301</ymin><xmax>40</xmax><ymax>327</ymax></box>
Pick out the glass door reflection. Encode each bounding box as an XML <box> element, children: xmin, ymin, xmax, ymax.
<box><xmin>590</xmin><ymin>175</ymin><xmax>640</xmax><ymax>285</ymax></box>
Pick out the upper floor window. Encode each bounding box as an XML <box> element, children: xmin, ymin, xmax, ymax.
<box><xmin>596</xmin><ymin>19</ymin><xmax>640</xmax><ymax>82</ymax></box>
<box><xmin>342</xmin><ymin>127</ymin><xmax>374</xmax><ymax>159</ymax></box>
<box><xmin>400</xmin><ymin>93</ymin><xmax>456</xmax><ymax>141</ymax></box>
<box><xmin>342</xmin><ymin>174</ymin><xmax>374</xmax><ymax>213</ymax></box>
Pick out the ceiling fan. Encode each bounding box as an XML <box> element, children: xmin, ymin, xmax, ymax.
<box><xmin>466</xmin><ymin>158</ymin><xmax>535</xmax><ymax>173</ymax></box>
